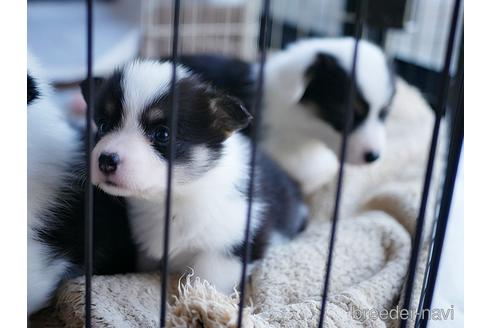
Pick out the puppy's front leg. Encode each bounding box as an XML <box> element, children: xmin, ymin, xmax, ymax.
<box><xmin>192</xmin><ymin>252</ymin><xmax>242</xmax><ymax>294</ymax></box>
<box><xmin>265</xmin><ymin>133</ymin><xmax>339</xmax><ymax>194</ymax></box>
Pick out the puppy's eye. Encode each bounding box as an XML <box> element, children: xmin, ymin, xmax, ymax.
<box><xmin>152</xmin><ymin>125</ymin><xmax>169</xmax><ymax>144</ymax></box>
<box><xmin>97</xmin><ymin>121</ymin><xmax>109</xmax><ymax>135</ymax></box>
<box><xmin>378</xmin><ymin>108</ymin><xmax>389</xmax><ymax>121</ymax></box>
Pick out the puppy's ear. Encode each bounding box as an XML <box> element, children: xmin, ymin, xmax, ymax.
<box><xmin>209</xmin><ymin>93</ymin><xmax>252</xmax><ymax>135</ymax></box>
<box><xmin>307</xmin><ymin>52</ymin><xmax>340</xmax><ymax>77</ymax></box>
<box><xmin>80</xmin><ymin>77</ymin><xmax>105</xmax><ymax>103</ymax></box>
<box><xmin>301</xmin><ymin>52</ymin><xmax>349</xmax><ymax>104</ymax></box>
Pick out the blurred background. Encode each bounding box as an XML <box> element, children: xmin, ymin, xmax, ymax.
<box><xmin>28</xmin><ymin>0</ymin><xmax>463</xmax><ymax>110</ymax></box>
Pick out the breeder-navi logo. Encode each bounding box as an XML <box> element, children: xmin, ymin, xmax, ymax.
<box><xmin>351</xmin><ymin>305</ymin><xmax>455</xmax><ymax>322</ymax></box>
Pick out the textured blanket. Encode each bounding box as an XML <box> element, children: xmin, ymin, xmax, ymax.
<box><xmin>31</xmin><ymin>79</ymin><xmax>443</xmax><ymax>327</ymax></box>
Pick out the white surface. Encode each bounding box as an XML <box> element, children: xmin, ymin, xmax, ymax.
<box><xmin>428</xmin><ymin>149</ymin><xmax>464</xmax><ymax>328</ymax></box>
<box><xmin>28</xmin><ymin>0</ymin><xmax>141</xmax><ymax>83</ymax></box>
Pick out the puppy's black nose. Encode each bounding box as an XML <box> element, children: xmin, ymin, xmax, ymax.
<box><xmin>98</xmin><ymin>152</ymin><xmax>120</xmax><ymax>174</ymax></box>
<box><xmin>364</xmin><ymin>151</ymin><xmax>379</xmax><ymax>163</ymax></box>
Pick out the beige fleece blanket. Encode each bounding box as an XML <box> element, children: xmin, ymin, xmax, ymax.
<box><xmin>31</xmin><ymin>79</ymin><xmax>443</xmax><ymax>327</ymax></box>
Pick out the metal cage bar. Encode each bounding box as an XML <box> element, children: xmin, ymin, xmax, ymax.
<box><xmin>236</xmin><ymin>1</ymin><xmax>271</xmax><ymax>327</ymax></box>
<box><xmin>418</xmin><ymin>72</ymin><xmax>463</xmax><ymax>328</ymax></box>
<box><xmin>317</xmin><ymin>0</ymin><xmax>368</xmax><ymax>327</ymax></box>
<box><xmin>399</xmin><ymin>0</ymin><xmax>462</xmax><ymax>326</ymax></box>
<box><xmin>415</xmin><ymin>37</ymin><xmax>464</xmax><ymax>323</ymax></box>
<box><xmin>160</xmin><ymin>1</ymin><xmax>181</xmax><ymax>327</ymax></box>
<box><xmin>84</xmin><ymin>0</ymin><xmax>94</xmax><ymax>326</ymax></box>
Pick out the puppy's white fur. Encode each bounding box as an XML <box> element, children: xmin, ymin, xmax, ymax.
<box><xmin>27</xmin><ymin>53</ymin><xmax>78</xmax><ymax>314</ymax></box>
<box><xmin>262</xmin><ymin>38</ymin><xmax>393</xmax><ymax>192</ymax></box>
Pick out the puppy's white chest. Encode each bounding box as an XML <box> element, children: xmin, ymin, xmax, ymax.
<box><xmin>129</xmin><ymin>192</ymin><xmax>249</xmax><ymax>267</ymax></box>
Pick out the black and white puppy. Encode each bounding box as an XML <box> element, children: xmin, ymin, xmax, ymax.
<box><xmin>263</xmin><ymin>37</ymin><xmax>396</xmax><ymax>163</ymax></box>
<box><xmin>27</xmin><ymin>54</ymin><xmax>136</xmax><ymax>315</ymax></box>
<box><xmin>84</xmin><ymin>59</ymin><xmax>306</xmax><ymax>292</ymax></box>
<box><xmin>261</xmin><ymin>37</ymin><xmax>396</xmax><ymax>192</ymax></box>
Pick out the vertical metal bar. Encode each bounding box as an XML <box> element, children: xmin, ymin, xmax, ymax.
<box><xmin>417</xmin><ymin>73</ymin><xmax>463</xmax><ymax>328</ymax></box>
<box><xmin>84</xmin><ymin>0</ymin><xmax>94</xmax><ymax>327</ymax></box>
<box><xmin>414</xmin><ymin>191</ymin><xmax>442</xmax><ymax>319</ymax></box>
<box><xmin>160</xmin><ymin>0</ymin><xmax>180</xmax><ymax>327</ymax></box>
<box><xmin>399</xmin><ymin>0</ymin><xmax>462</xmax><ymax>327</ymax></box>
<box><xmin>415</xmin><ymin>33</ymin><xmax>464</xmax><ymax>326</ymax></box>
<box><xmin>317</xmin><ymin>1</ymin><xmax>368</xmax><ymax>327</ymax></box>
<box><xmin>236</xmin><ymin>1</ymin><xmax>270</xmax><ymax>327</ymax></box>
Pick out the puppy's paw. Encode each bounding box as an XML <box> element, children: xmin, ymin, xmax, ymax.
<box><xmin>296</xmin><ymin>141</ymin><xmax>339</xmax><ymax>194</ymax></box>
<box><xmin>191</xmin><ymin>252</ymin><xmax>241</xmax><ymax>294</ymax></box>
<box><xmin>267</xmin><ymin>137</ymin><xmax>339</xmax><ymax>194</ymax></box>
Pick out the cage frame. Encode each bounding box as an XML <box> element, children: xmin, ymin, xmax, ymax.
<box><xmin>79</xmin><ymin>0</ymin><xmax>464</xmax><ymax>327</ymax></box>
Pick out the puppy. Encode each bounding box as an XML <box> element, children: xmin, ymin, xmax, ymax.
<box><xmin>84</xmin><ymin>59</ymin><xmax>307</xmax><ymax>292</ymax></box>
<box><xmin>262</xmin><ymin>37</ymin><xmax>396</xmax><ymax>192</ymax></box>
<box><xmin>27</xmin><ymin>53</ymin><xmax>136</xmax><ymax>315</ymax></box>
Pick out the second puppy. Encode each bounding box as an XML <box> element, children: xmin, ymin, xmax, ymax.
<box><xmin>83</xmin><ymin>59</ymin><xmax>307</xmax><ymax>292</ymax></box>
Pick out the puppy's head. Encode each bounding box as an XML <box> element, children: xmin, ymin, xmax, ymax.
<box><xmin>299</xmin><ymin>39</ymin><xmax>395</xmax><ymax>164</ymax></box>
<box><xmin>82</xmin><ymin>60</ymin><xmax>251</xmax><ymax>198</ymax></box>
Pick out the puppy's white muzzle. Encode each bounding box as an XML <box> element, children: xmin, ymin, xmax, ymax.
<box><xmin>346</xmin><ymin>119</ymin><xmax>386</xmax><ymax>165</ymax></box>
<box><xmin>91</xmin><ymin>129</ymin><xmax>167</xmax><ymax>197</ymax></box>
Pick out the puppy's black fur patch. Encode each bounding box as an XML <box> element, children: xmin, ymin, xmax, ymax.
<box><xmin>171</xmin><ymin>54</ymin><xmax>256</xmax><ymax>114</ymax></box>
<box><xmin>34</xmin><ymin>174</ymin><xmax>136</xmax><ymax>278</ymax></box>
<box><xmin>300</xmin><ymin>53</ymin><xmax>370</xmax><ymax>132</ymax></box>
<box><xmin>232</xmin><ymin>151</ymin><xmax>307</xmax><ymax>262</ymax></box>
<box><xmin>167</xmin><ymin>54</ymin><xmax>256</xmax><ymax>135</ymax></box>
<box><xmin>81</xmin><ymin>74</ymin><xmax>124</xmax><ymax>139</ymax></box>
<box><xmin>27</xmin><ymin>73</ymin><xmax>40</xmax><ymax>105</ymax></box>
<box><xmin>141</xmin><ymin>75</ymin><xmax>252</xmax><ymax>165</ymax></box>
